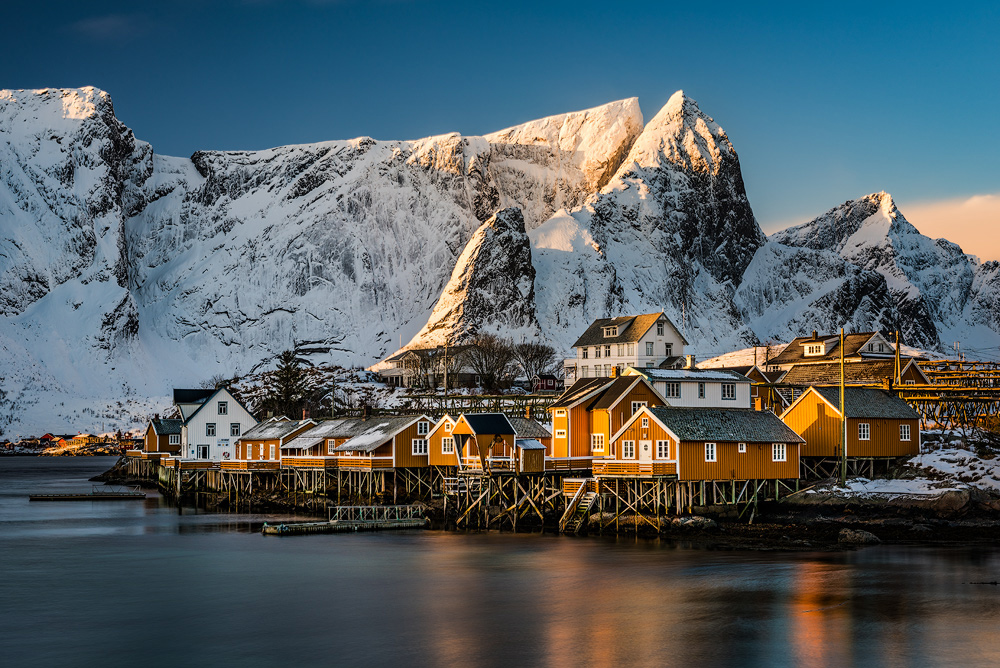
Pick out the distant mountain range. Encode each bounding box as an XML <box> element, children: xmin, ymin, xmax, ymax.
<box><xmin>0</xmin><ymin>86</ymin><xmax>996</xmax><ymax>434</ymax></box>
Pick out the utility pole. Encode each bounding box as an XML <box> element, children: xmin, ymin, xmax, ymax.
<box><xmin>840</xmin><ymin>327</ymin><xmax>847</xmax><ymax>486</ymax></box>
<box><xmin>895</xmin><ymin>330</ymin><xmax>902</xmax><ymax>386</ymax></box>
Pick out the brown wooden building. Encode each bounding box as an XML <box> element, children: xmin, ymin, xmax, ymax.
<box><xmin>781</xmin><ymin>386</ymin><xmax>920</xmax><ymax>459</ymax></box>
<box><xmin>427</xmin><ymin>414</ymin><xmax>459</xmax><ymax>467</ymax></box>
<box><xmin>236</xmin><ymin>418</ymin><xmax>316</xmax><ymax>463</ymax></box>
<box><xmin>605</xmin><ymin>406</ymin><xmax>803</xmax><ymax>481</ymax></box>
<box><xmin>332</xmin><ymin>415</ymin><xmax>435</xmax><ymax>469</ymax></box>
<box><xmin>143</xmin><ymin>418</ymin><xmax>183</xmax><ymax>454</ymax></box>
<box><xmin>549</xmin><ymin>375</ymin><xmax>666</xmax><ymax>468</ymax></box>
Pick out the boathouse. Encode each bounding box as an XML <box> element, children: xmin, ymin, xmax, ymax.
<box><xmin>234</xmin><ymin>418</ymin><xmax>316</xmax><ymax>467</ymax></box>
<box><xmin>332</xmin><ymin>415</ymin><xmax>436</xmax><ymax>469</ymax></box>
<box><xmin>143</xmin><ymin>418</ymin><xmax>182</xmax><ymax>454</ymax></box>
<box><xmin>426</xmin><ymin>414</ymin><xmax>458</xmax><ymax>467</ymax></box>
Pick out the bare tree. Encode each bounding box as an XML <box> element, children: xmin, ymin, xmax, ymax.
<box><xmin>513</xmin><ymin>341</ymin><xmax>557</xmax><ymax>381</ymax></box>
<box><xmin>465</xmin><ymin>334</ymin><xmax>516</xmax><ymax>393</ymax></box>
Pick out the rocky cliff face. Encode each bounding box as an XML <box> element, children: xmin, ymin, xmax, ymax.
<box><xmin>0</xmin><ymin>87</ymin><xmax>998</xmax><ymax>435</ymax></box>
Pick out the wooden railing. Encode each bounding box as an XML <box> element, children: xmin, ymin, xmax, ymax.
<box><xmin>545</xmin><ymin>457</ymin><xmax>593</xmax><ymax>471</ymax></box>
<box><xmin>328</xmin><ymin>504</ymin><xmax>425</xmax><ymax>523</ymax></box>
<box><xmin>221</xmin><ymin>460</ymin><xmax>281</xmax><ymax>471</ymax></box>
<box><xmin>336</xmin><ymin>457</ymin><xmax>394</xmax><ymax>471</ymax></box>
<box><xmin>281</xmin><ymin>457</ymin><xmax>340</xmax><ymax>469</ymax></box>
<box><xmin>562</xmin><ymin>477</ymin><xmax>597</xmax><ymax>497</ymax></box>
<box><xmin>591</xmin><ymin>460</ymin><xmax>677</xmax><ymax>476</ymax></box>
<box><xmin>559</xmin><ymin>481</ymin><xmax>593</xmax><ymax>532</ymax></box>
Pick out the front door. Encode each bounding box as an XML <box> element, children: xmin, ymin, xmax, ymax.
<box><xmin>197</xmin><ymin>444</ymin><xmax>209</xmax><ymax>459</ymax></box>
<box><xmin>639</xmin><ymin>440</ymin><xmax>652</xmax><ymax>463</ymax></box>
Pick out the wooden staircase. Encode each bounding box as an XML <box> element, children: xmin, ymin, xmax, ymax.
<box><xmin>559</xmin><ymin>479</ymin><xmax>597</xmax><ymax>534</ymax></box>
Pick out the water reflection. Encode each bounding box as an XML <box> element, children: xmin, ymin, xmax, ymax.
<box><xmin>3</xmin><ymin>458</ymin><xmax>1000</xmax><ymax>667</ymax></box>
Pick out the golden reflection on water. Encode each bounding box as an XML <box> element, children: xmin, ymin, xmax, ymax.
<box><xmin>790</xmin><ymin>561</ymin><xmax>851</xmax><ymax>668</ymax></box>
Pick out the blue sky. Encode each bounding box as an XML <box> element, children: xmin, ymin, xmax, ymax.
<box><xmin>2</xmin><ymin>0</ymin><xmax>998</xmax><ymax>245</ymax></box>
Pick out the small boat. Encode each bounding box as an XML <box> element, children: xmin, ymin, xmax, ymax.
<box><xmin>29</xmin><ymin>485</ymin><xmax>146</xmax><ymax>501</ymax></box>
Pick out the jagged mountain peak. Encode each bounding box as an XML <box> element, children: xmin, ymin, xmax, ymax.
<box><xmin>772</xmin><ymin>191</ymin><xmax>920</xmax><ymax>253</ymax></box>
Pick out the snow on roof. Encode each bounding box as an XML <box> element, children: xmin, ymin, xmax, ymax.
<box><xmin>334</xmin><ymin>416</ymin><xmax>423</xmax><ymax>453</ymax></box>
<box><xmin>515</xmin><ymin>438</ymin><xmax>546</xmax><ymax>450</ymax></box>
<box><xmin>636</xmin><ymin>368</ymin><xmax>750</xmax><ymax>383</ymax></box>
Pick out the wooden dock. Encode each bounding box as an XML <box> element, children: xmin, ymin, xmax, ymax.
<box><xmin>30</xmin><ymin>489</ymin><xmax>146</xmax><ymax>501</ymax></box>
<box><xmin>261</xmin><ymin>504</ymin><xmax>427</xmax><ymax>535</ymax></box>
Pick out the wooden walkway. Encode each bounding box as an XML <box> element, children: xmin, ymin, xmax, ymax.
<box><xmin>261</xmin><ymin>504</ymin><xmax>427</xmax><ymax>535</ymax></box>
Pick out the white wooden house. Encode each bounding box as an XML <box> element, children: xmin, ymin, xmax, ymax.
<box><xmin>173</xmin><ymin>388</ymin><xmax>257</xmax><ymax>461</ymax></box>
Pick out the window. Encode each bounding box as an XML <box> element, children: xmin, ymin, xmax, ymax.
<box><xmin>594</xmin><ymin>346</ymin><xmax>601</xmax><ymax>359</ymax></box>
<box><xmin>618</xmin><ymin>344</ymin><xmax>625</xmax><ymax>356</ymax></box>
<box><xmin>169</xmin><ymin>434</ymin><xmax>180</xmax><ymax>445</ymax></box>
<box><xmin>905</xmin><ymin>380</ymin><xmax>915</xmax><ymax>385</ymax></box>
<box><xmin>878</xmin><ymin>343</ymin><xmax>885</xmax><ymax>352</ymax></box>
<box><xmin>604</xmin><ymin>345</ymin><xmax>612</xmax><ymax>358</ymax></box>
<box><xmin>646</xmin><ymin>362</ymin><xmax>654</xmax><ymax>368</ymax></box>
<box><xmin>805</xmin><ymin>344</ymin><xmax>824</xmax><ymax>356</ymax></box>
<box><xmin>772</xmin><ymin>443</ymin><xmax>786</xmax><ymax>462</ymax></box>
<box><xmin>631</xmin><ymin>401</ymin><xmax>647</xmax><ymax>414</ymax></box>
<box><xmin>721</xmin><ymin>383</ymin><xmax>736</xmax><ymax>400</ymax></box>
<box><xmin>258</xmin><ymin>444</ymin><xmax>264</xmax><ymax>459</ymax></box>
<box><xmin>581</xmin><ymin>366</ymin><xmax>589</xmax><ymax>378</ymax></box>
<box><xmin>269</xmin><ymin>444</ymin><xmax>275</xmax><ymax>460</ymax></box>
<box><xmin>646</xmin><ymin>342</ymin><xmax>654</xmax><ymax>356</ymax></box>
<box><xmin>555</xmin><ymin>429</ymin><xmax>567</xmax><ymax>438</ymax></box>
<box><xmin>705</xmin><ymin>443</ymin><xmax>716</xmax><ymax>462</ymax></box>
<box><xmin>627</xmin><ymin>343</ymin><xmax>634</xmax><ymax>356</ymax></box>
<box><xmin>656</xmin><ymin>440</ymin><xmax>669</xmax><ymax>458</ymax></box>
<box><xmin>665</xmin><ymin>382</ymin><xmax>680</xmax><ymax>398</ymax></box>
<box><xmin>859</xmin><ymin>423</ymin><xmax>871</xmax><ymax>441</ymax></box>
<box><xmin>581</xmin><ymin>347</ymin><xmax>588</xmax><ymax>359</ymax></box>
<box><xmin>604</xmin><ymin>326</ymin><xmax>618</xmax><ymax>337</ymax></box>
<box><xmin>246</xmin><ymin>444</ymin><xmax>253</xmax><ymax>459</ymax></box>
<box><xmin>738</xmin><ymin>442</ymin><xmax>747</xmax><ymax>453</ymax></box>
<box><xmin>206</xmin><ymin>423</ymin><xmax>216</xmax><ymax>437</ymax></box>
<box><xmin>417</xmin><ymin>421</ymin><xmax>429</xmax><ymax>435</ymax></box>
<box><xmin>230</xmin><ymin>423</ymin><xmax>240</xmax><ymax>437</ymax></box>
<box><xmin>591</xmin><ymin>433</ymin><xmax>605</xmax><ymax>453</ymax></box>
<box><xmin>604</xmin><ymin>364</ymin><xmax>612</xmax><ymax>376</ymax></box>
<box><xmin>412</xmin><ymin>439</ymin><xmax>428</xmax><ymax>455</ymax></box>
<box><xmin>641</xmin><ymin>417</ymin><xmax>649</xmax><ymax>428</ymax></box>
<box><xmin>900</xmin><ymin>424</ymin><xmax>911</xmax><ymax>441</ymax></box>
<box><xmin>218</xmin><ymin>401</ymin><xmax>228</xmax><ymax>415</ymax></box>
<box><xmin>442</xmin><ymin>437</ymin><xmax>455</xmax><ymax>454</ymax></box>
<box><xmin>656</xmin><ymin>321</ymin><xmax>665</xmax><ymax>336</ymax></box>
<box><xmin>698</xmin><ymin>382</ymin><xmax>705</xmax><ymax>399</ymax></box>
<box><xmin>622</xmin><ymin>440</ymin><xmax>635</xmax><ymax>459</ymax></box>
<box><xmin>554</xmin><ymin>409</ymin><xmax>566</xmax><ymax>417</ymax></box>
<box><xmin>444</xmin><ymin>422</ymin><xmax>452</xmax><ymax>432</ymax></box>
<box><xmin>665</xmin><ymin>343</ymin><xmax>673</xmax><ymax>357</ymax></box>
<box><xmin>327</xmin><ymin>439</ymin><xmax>337</xmax><ymax>454</ymax></box>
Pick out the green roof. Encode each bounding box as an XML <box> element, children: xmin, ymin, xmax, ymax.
<box><xmin>811</xmin><ymin>387</ymin><xmax>920</xmax><ymax>420</ymax></box>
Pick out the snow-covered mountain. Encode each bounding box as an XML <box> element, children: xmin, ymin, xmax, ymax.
<box><xmin>1</xmin><ymin>86</ymin><xmax>998</xmax><ymax>435</ymax></box>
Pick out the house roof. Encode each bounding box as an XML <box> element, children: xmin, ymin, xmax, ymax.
<box><xmin>768</xmin><ymin>332</ymin><xmax>894</xmax><ymax>366</ymax></box>
<box><xmin>334</xmin><ymin>416</ymin><xmax>425</xmax><ymax>453</ymax></box>
<box><xmin>808</xmin><ymin>387</ymin><xmax>921</xmax><ymax>420</ymax></box>
<box><xmin>460</xmin><ymin>413</ymin><xmax>515</xmax><ymax>436</ymax></box>
<box><xmin>550</xmin><ymin>377</ymin><xmax>615</xmax><ymax>408</ymax></box>
<box><xmin>508</xmin><ymin>417</ymin><xmax>551</xmax><ymax>439</ymax></box>
<box><xmin>384</xmin><ymin>345</ymin><xmax>474</xmax><ymax>363</ymax></box>
<box><xmin>633</xmin><ymin>368</ymin><xmax>750</xmax><ymax>383</ymax></box>
<box><xmin>150</xmin><ymin>419</ymin><xmax>182</xmax><ymax>436</ymax></box>
<box><xmin>570</xmin><ymin>311</ymin><xmax>688</xmax><ymax>348</ymax></box>
<box><xmin>515</xmin><ymin>438</ymin><xmax>546</xmax><ymax>450</ymax></box>
<box><xmin>780</xmin><ymin>360</ymin><xmax>899</xmax><ymax>386</ymax></box>
<box><xmin>648</xmin><ymin>406</ymin><xmax>805</xmax><ymax>443</ymax></box>
<box><xmin>281</xmin><ymin>418</ymin><xmax>370</xmax><ymax>450</ymax></box>
<box><xmin>588</xmin><ymin>377</ymin><xmax>645</xmax><ymax>410</ymax></box>
<box><xmin>241</xmin><ymin>419</ymin><xmax>313</xmax><ymax>441</ymax></box>
<box><xmin>182</xmin><ymin>387</ymin><xmax>256</xmax><ymax>426</ymax></box>
<box><xmin>173</xmin><ymin>388</ymin><xmax>215</xmax><ymax>404</ymax></box>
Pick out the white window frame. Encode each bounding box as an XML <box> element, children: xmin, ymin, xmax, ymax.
<box><xmin>555</xmin><ymin>429</ymin><xmax>566</xmax><ymax>438</ymax></box>
<box><xmin>665</xmin><ymin>343</ymin><xmax>673</xmax><ymax>357</ymax></box>
<box><xmin>594</xmin><ymin>346</ymin><xmax>601</xmax><ymax>359</ymax></box>
<box><xmin>246</xmin><ymin>443</ymin><xmax>253</xmax><ymax>459</ymax></box>
<box><xmin>581</xmin><ymin>366</ymin><xmax>589</xmax><ymax>378</ymax></box>
<box><xmin>411</xmin><ymin>439</ymin><xmax>428</xmax><ymax>456</ymax></box>
<box><xmin>591</xmin><ymin>433</ymin><xmax>605</xmax><ymax>453</ymax></box>
<box><xmin>444</xmin><ymin>422</ymin><xmax>452</xmax><ymax>432</ymax></box>
<box><xmin>657</xmin><ymin>322</ymin><xmax>665</xmax><ymax>336</ymax></box>
<box><xmin>441</xmin><ymin>437</ymin><xmax>455</xmax><ymax>454</ymax></box>
<box><xmin>327</xmin><ymin>439</ymin><xmax>337</xmax><ymax>455</ymax></box>
<box><xmin>168</xmin><ymin>434</ymin><xmax>180</xmax><ymax>445</ymax></box>
<box><xmin>772</xmin><ymin>443</ymin><xmax>786</xmax><ymax>462</ymax></box>
<box><xmin>218</xmin><ymin>401</ymin><xmax>228</xmax><ymax>415</ymax></box>
<box><xmin>900</xmin><ymin>424</ymin><xmax>911</xmax><ymax>441</ymax></box>
<box><xmin>646</xmin><ymin>342</ymin><xmax>654</xmax><ymax>356</ymax></box>
<box><xmin>581</xmin><ymin>347</ymin><xmax>588</xmax><ymax>359</ymax></box>
<box><xmin>641</xmin><ymin>417</ymin><xmax>649</xmax><ymax>428</ymax></box>
<box><xmin>230</xmin><ymin>423</ymin><xmax>240</xmax><ymax>437</ymax></box>
<box><xmin>705</xmin><ymin>442</ymin><xmax>716</xmax><ymax>462</ymax></box>
<box><xmin>622</xmin><ymin>440</ymin><xmax>635</xmax><ymax>459</ymax></box>
<box><xmin>604</xmin><ymin>326</ymin><xmax>618</xmax><ymax>337</ymax></box>
<box><xmin>805</xmin><ymin>344</ymin><xmax>824</xmax><ymax>356</ymax></box>
<box><xmin>698</xmin><ymin>382</ymin><xmax>705</xmax><ymax>399</ymax></box>
<box><xmin>604</xmin><ymin>345</ymin><xmax>612</xmax><ymax>358</ymax></box>
<box><xmin>258</xmin><ymin>444</ymin><xmax>264</xmax><ymax>459</ymax></box>
<box><xmin>859</xmin><ymin>423</ymin><xmax>871</xmax><ymax>441</ymax></box>
<box><xmin>631</xmin><ymin>401</ymin><xmax>647</xmax><ymax>414</ymax></box>
<box><xmin>627</xmin><ymin>343</ymin><xmax>634</xmax><ymax>356</ymax></box>
<box><xmin>738</xmin><ymin>442</ymin><xmax>747</xmax><ymax>453</ymax></box>
<box><xmin>665</xmin><ymin>382</ymin><xmax>680</xmax><ymax>399</ymax></box>
<box><xmin>554</xmin><ymin>409</ymin><xmax>566</xmax><ymax>417</ymax></box>
<box><xmin>721</xmin><ymin>383</ymin><xmax>736</xmax><ymax>400</ymax></box>
<box><xmin>206</xmin><ymin>423</ymin><xmax>216</xmax><ymax>437</ymax></box>
<box><xmin>269</xmin><ymin>444</ymin><xmax>276</xmax><ymax>460</ymax></box>
<box><xmin>905</xmin><ymin>379</ymin><xmax>915</xmax><ymax>385</ymax></box>
<box><xmin>656</xmin><ymin>440</ymin><xmax>669</xmax><ymax>458</ymax></box>
<box><xmin>417</xmin><ymin>421</ymin><xmax>429</xmax><ymax>435</ymax></box>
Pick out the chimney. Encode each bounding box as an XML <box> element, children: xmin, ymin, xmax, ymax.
<box><xmin>153</xmin><ymin>413</ymin><xmax>159</xmax><ymax>420</ymax></box>
<box><xmin>302</xmin><ymin>407</ymin><xmax>310</xmax><ymax>420</ymax></box>
<box><xmin>812</xmin><ymin>330</ymin><xmax>818</xmax><ymax>340</ymax></box>
<box><xmin>684</xmin><ymin>355</ymin><xmax>696</xmax><ymax>369</ymax></box>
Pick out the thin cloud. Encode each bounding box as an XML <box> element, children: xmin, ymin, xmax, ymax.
<box><xmin>901</xmin><ymin>193</ymin><xmax>1000</xmax><ymax>263</ymax></box>
<box><xmin>69</xmin><ymin>14</ymin><xmax>149</xmax><ymax>43</ymax></box>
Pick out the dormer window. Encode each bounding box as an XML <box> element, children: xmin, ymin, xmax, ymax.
<box><xmin>804</xmin><ymin>344</ymin><xmax>825</xmax><ymax>356</ymax></box>
<box><xmin>603</xmin><ymin>326</ymin><xmax>618</xmax><ymax>337</ymax></box>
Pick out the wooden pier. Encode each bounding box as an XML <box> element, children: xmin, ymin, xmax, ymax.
<box><xmin>262</xmin><ymin>505</ymin><xmax>427</xmax><ymax>535</ymax></box>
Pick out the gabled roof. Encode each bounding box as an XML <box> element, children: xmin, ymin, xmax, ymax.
<box><xmin>241</xmin><ymin>419</ymin><xmax>314</xmax><ymax>441</ymax></box>
<box><xmin>769</xmin><ymin>332</ymin><xmax>894</xmax><ymax>366</ymax></box>
<box><xmin>281</xmin><ymin>418</ymin><xmax>370</xmax><ymax>450</ymax></box>
<box><xmin>150</xmin><ymin>418</ymin><xmax>182</xmax><ymax>436</ymax></box>
<box><xmin>646</xmin><ymin>406</ymin><xmax>804</xmax><ymax>443</ymax></box>
<box><xmin>508</xmin><ymin>417</ymin><xmax>551</xmax><ymax>439</ymax></box>
<box><xmin>629</xmin><ymin>368</ymin><xmax>750</xmax><ymax>383</ymax></box>
<box><xmin>515</xmin><ymin>438</ymin><xmax>546</xmax><ymax>450</ymax></box>
<box><xmin>800</xmin><ymin>387</ymin><xmax>920</xmax><ymax>420</ymax></box>
<box><xmin>779</xmin><ymin>360</ymin><xmax>900</xmax><ymax>386</ymax></box>
<box><xmin>588</xmin><ymin>376</ymin><xmax>646</xmax><ymax>410</ymax></box>
<box><xmin>427</xmin><ymin>414</ymin><xmax>456</xmax><ymax>437</ymax></box>
<box><xmin>550</xmin><ymin>377</ymin><xmax>615</xmax><ymax>409</ymax></box>
<box><xmin>459</xmin><ymin>413</ymin><xmax>515</xmax><ymax>436</ymax></box>
<box><xmin>173</xmin><ymin>388</ymin><xmax>215</xmax><ymax>404</ymax></box>
<box><xmin>570</xmin><ymin>311</ymin><xmax>688</xmax><ymax>348</ymax></box>
<box><xmin>334</xmin><ymin>416</ymin><xmax>427</xmax><ymax>453</ymax></box>
<box><xmin>182</xmin><ymin>387</ymin><xmax>256</xmax><ymax>426</ymax></box>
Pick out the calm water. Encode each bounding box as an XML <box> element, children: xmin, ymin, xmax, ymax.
<box><xmin>2</xmin><ymin>458</ymin><xmax>1000</xmax><ymax>667</ymax></box>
